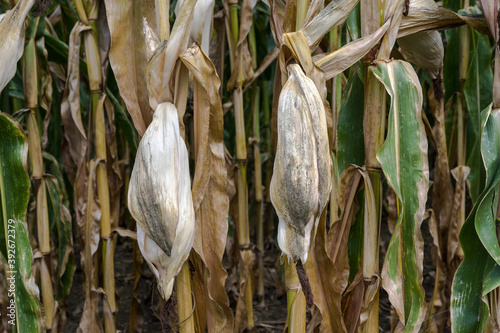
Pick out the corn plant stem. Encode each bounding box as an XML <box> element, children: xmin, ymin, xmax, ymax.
<box><xmin>228</xmin><ymin>3</ymin><xmax>255</xmax><ymax>328</ymax></box>
<box><xmin>174</xmin><ymin>261</ymin><xmax>195</xmax><ymax>333</ymax></box>
<box><xmin>295</xmin><ymin>0</ymin><xmax>307</xmax><ymax>30</ymax></box>
<box><xmin>80</xmin><ymin>2</ymin><xmax>116</xmax><ymax>329</ymax></box>
<box><xmin>362</xmin><ymin>64</ymin><xmax>386</xmax><ymax>332</ymax></box>
<box><xmin>455</xmin><ymin>16</ymin><xmax>470</xmax><ymax>258</ymax></box>
<box><xmin>248</xmin><ymin>25</ymin><xmax>257</xmax><ymax>70</ymax></box>
<box><xmin>284</xmin><ymin>260</ymin><xmax>306</xmax><ymax>333</ymax></box>
<box><xmin>365</xmin><ymin>170</ymin><xmax>381</xmax><ymax>333</ymax></box>
<box><xmin>262</xmin><ymin>80</ymin><xmax>274</xmax><ymax>243</ymax></box>
<box><xmin>251</xmin><ymin>83</ymin><xmax>265</xmax><ymax>300</ymax></box>
<box><xmin>329</xmin><ymin>26</ymin><xmax>341</xmax><ymax>228</ymax></box>
<box><xmin>155</xmin><ymin>0</ymin><xmax>170</xmax><ymax>41</ymax></box>
<box><xmin>24</xmin><ymin>16</ymin><xmax>56</xmax><ymax>328</ymax></box>
<box><xmin>229</xmin><ymin>0</ymin><xmax>239</xmax><ymax>46</ymax></box>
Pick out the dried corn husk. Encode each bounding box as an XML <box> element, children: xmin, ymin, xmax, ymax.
<box><xmin>397</xmin><ymin>0</ymin><xmax>444</xmax><ymax>78</ymax></box>
<box><xmin>0</xmin><ymin>0</ymin><xmax>34</xmax><ymax>92</ymax></box>
<box><xmin>128</xmin><ymin>102</ymin><xmax>195</xmax><ymax>299</ymax></box>
<box><xmin>175</xmin><ymin>0</ymin><xmax>214</xmax><ymax>53</ymax></box>
<box><xmin>270</xmin><ymin>64</ymin><xmax>332</xmax><ymax>263</ymax></box>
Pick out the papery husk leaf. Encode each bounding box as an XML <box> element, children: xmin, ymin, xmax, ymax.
<box><xmin>313</xmin><ymin>21</ymin><xmax>390</xmax><ymax>80</ymax></box>
<box><xmin>136</xmin><ymin>224</ymin><xmax>175</xmax><ymax>300</ymax></box>
<box><xmin>176</xmin><ymin>0</ymin><xmax>215</xmax><ymax>53</ymax></box>
<box><xmin>271</xmin><ymin>64</ymin><xmax>332</xmax><ymax>263</ymax></box>
<box><xmin>146</xmin><ymin>0</ymin><xmax>197</xmax><ymax>108</ymax></box>
<box><xmin>279</xmin><ymin>31</ymin><xmax>333</xmax><ymax>146</ymax></box>
<box><xmin>179</xmin><ymin>45</ymin><xmax>234</xmax><ymax>332</ymax></box>
<box><xmin>397</xmin><ymin>31</ymin><xmax>443</xmax><ymax>78</ymax></box>
<box><xmin>128</xmin><ymin>102</ymin><xmax>195</xmax><ymax>300</ymax></box>
<box><xmin>0</xmin><ymin>0</ymin><xmax>34</xmax><ymax>93</ymax></box>
<box><xmin>374</xmin><ymin>60</ymin><xmax>428</xmax><ymax>332</ymax></box>
<box><xmin>103</xmin><ymin>0</ymin><xmax>156</xmax><ymax>136</ymax></box>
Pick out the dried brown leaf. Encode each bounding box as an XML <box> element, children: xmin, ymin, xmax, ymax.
<box><xmin>313</xmin><ymin>21</ymin><xmax>390</xmax><ymax>80</ymax></box>
<box><xmin>77</xmin><ymin>160</ymin><xmax>103</xmax><ymax>333</ymax></box>
<box><xmin>104</xmin><ymin>0</ymin><xmax>156</xmax><ymax>136</ymax></box>
<box><xmin>147</xmin><ymin>0</ymin><xmax>197</xmax><ymax>107</ymax></box>
<box><xmin>301</xmin><ymin>0</ymin><xmax>360</xmax><ymax>48</ymax></box>
<box><xmin>398</xmin><ymin>5</ymin><xmax>490</xmax><ymax>37</ymax></box>
<box><xmin>61</xmin><ymin>22</ymin><xmax>90</xmax><ymax>183</ymax></box>
<box><xmin>227</xmin><ymin>0</ymin><xmax>257</xmax><ymax>90</ymax></box>
<box><xmin>180</xmin><ymin>45</ymin><xmax>234</xmax><ymax>332</ymax></box>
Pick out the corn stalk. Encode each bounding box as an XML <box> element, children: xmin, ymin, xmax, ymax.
<box><xmin>73</xmin><ymin>0</ymin><xmax>115</xmax><ymax>331</ymax></box>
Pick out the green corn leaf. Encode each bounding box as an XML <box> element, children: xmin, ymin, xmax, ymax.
<box><xmin>0</xmin><ymin>113</ymin><xmax>43</xmax><ymax>332</ymax></box>
<box><xmin>464</xmin><ymin>27</ymin><xmax>493</xmax><ymax>203</ymax></box>
<box><xmin>337</xmin><ymin>66</ymin><xmax>365</xmax><ymax>175</ymax></box>
<box><xmin>451</xmin><ymin>105</ymin><xmax>500</xmax><ymax>333</ymax></box>
<box><xmin>372</xmin><ymin>60</ymin><xmax>428</xmax><ymax>332</ymax></box>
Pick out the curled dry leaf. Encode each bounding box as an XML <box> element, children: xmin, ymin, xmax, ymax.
<box><xmin>270</xmin><ymin>64</ymin><xmax>332</xmax><ymax>263</ymax></box>
<box><xmin>397</xmin><ymin>0</ymin><xmax>444</xmax><ymax>78</ymax></box>
<box><xmin>175</xmin><ymin>0</ymin><xmax>215</xmax><ymax>53</ymax></box>
<box><xmin>0</xmin><ymin>0</ymin><xmax>34</xmax><ymax>93</ymax></box>
<box><xmin>313</xmin><ymin>21</ymin><xmax>390</xmax><ymax>80</ymax></box>
<box><xmin>301</xmin><ymin>0</ymin><xmax>360</xmax><ymax>48</ymax></box>
<box><xmin>146</xmin><ymin>0</ymin><xmax>197</xmax><ymax>108</ymax></box>
<box><xmin>398</xmin><ymin>3</ymin><xmax>490</xmax><ymax>38</ymax></box>
<box><xmin>104</xmin><ymin>0</ymin><xmax>156</xmax><ymax>136</ymax></box>
<box><xmin>179</xmin><ymin>44</ymin><xmax>235</xmax><ymax>332</ymax></box>
<box><xmin>128</xmin><ymin>102</ymin><xmax>195</xmax><ymax>299</ymax></box>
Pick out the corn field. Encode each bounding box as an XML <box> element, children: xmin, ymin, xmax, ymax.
<box><xmin>0</xmin><ymin>0</ymin><xmax>499</xmax><ymax>332</ymax></box>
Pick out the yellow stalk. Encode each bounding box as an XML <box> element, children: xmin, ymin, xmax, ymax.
<box><xmin>295</xmin><ymin>0</ymin><xmax>308</xmax><ymax>30</ymax></box>
<box><xmin>78</xmin><ymin>0</ymin><xmax>116</xmax><ymax>329</ymax></box>
<box><xmin>156</xmin><ymin>0</ymin><xmax>170</xmax><ymax>41</ymax></box>
<box><xmin>175</xmin><ymin>261</ymin><xmax>195</xmax><ymax>332</ymax></box>
<box><xmin>24</xmin><ymin>17</ymin><xmax>55</xmax><ymax>329</ymax></box>
<box><xmin>284</xmin><ymin>260</ymin><xmax>306</xmax><ymax>333</ymax></box>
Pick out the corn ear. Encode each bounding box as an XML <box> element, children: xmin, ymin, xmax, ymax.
<box><xmin>397</xmin><ymin>0</ymin><xmax>444</xmax><ymax>78</ymax></box>
<box><xmin>270</xmin><ymin>64</ymin><xmax>332</xmax><ymax>263</ymax></box>
<box><xmin>128</xmin><ymin>102</ymin><xmax>195</xmax><ymax>299</ymax></box>
<box><xmin>0</xmin><ymin>0</ymin><xmax>35</xmax><ymax>92</ymax></box>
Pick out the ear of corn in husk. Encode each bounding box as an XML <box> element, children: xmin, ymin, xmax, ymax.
<box><xmin>128</xmin><ymin>102</ymin><xmax>195</xmax><ymax>300</ymax></box>
<box><xmin>270</xmin><ymin>64</ymin><xmax>332</xmax><ymax>263</ymax></box>
<box><xmin>0</xmin><ymin>0</ymin><xmax>35</xmax><ymax>92</ymax></box>
<box><xmin>397</xmin><ymin>0</ymin><xmax>444</xmax><ymax>78</ymax></box>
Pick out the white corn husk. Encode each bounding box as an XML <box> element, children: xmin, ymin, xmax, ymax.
<box><xmin>0</xmin><ymin>0</ymin><xmax>35</xmax><ymax>93</ymax></box>
<box><xmin>397</xmin><ymin>0</ymin><xmax>444</xmax><ymax>78</ymax></box>
<box><xmin>270</xmin><ymin>64</ymin><xmax>332</xmax><ymax>263</ymax></box>
<box><xmin>128</xmin><ymin>102</ymin><xmax>195</xmax><ymax>300</ymax></box>
<box><xmin>175</xmin><ymin>0</ymin><xmax>214</xmax><ymax>53</ymax></box>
